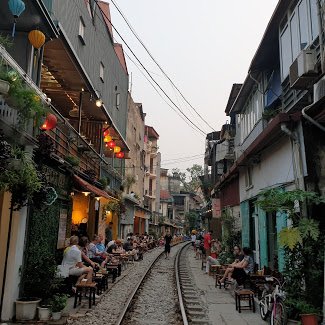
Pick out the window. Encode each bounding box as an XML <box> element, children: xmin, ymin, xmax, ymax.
<box><xmin>78</xmin><ymin>17</ymin><xmax>86</xmax><ymax>45</ymax></box>
<box><xmin>100</xmin><ymin>62</ymin><xmax>104</xmax><ymax>82</ymax></box>
<box><xmin>240</xmin><ymin>89</ymin><xmax>262</xmax><ymax>142</ymax></box>
<box><xmin>279</xmin><ymin>0</ymin><xmax>319</xmax><ymax>80</ymax></box>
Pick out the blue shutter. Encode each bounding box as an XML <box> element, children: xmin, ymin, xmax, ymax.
<box><xmin>240</xmin><ymin>201</ymin><xmax>250</xmax><ymax>248</ymax></box>
<box><xmin>258</xmin><ymin>208</ymin><xmax>268</xmax><ymax>268</ymax></box>
<box><xmin>276</xmin><ymin>211</ymin><xmax>287</xmax><ymax>272</ymax></box>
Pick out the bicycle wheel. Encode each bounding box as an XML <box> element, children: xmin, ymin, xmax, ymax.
<box><xmin>270</xmin><ymin>300</ymin><xmax>287</xmax><ymax>325</ymax></box>
<box><xmin>259</xmin><ymin>290</ymin><xmax>270</xmax><ymax>320</ymax></box>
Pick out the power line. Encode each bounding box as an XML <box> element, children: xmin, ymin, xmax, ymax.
<box><xmin>110</xmin><ymin>0</ymin><xmax>216</xmax><ymax>132</ymax></box>
<box><xmin>162</xmin><ymin>154</ymin><xmax>204</xmax><ymax>162</ymax></box>
<box><xmin>92</xmin><ymin>0</ymin><xmax>207</xmax><ymax>136</ymax></box>
<box><xmin>123</xmin><ymin>50</ymin><xmax>206</xmax><ymax>137</ymax></box>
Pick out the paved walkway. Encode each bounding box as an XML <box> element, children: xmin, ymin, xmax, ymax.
<box><xmin>187</xmin><ymin>248</ymin><xmax>265</xmax><ymax>325</ymax></box>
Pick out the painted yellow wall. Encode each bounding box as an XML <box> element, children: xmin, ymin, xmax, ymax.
<box><xmin>71</xmin><ymin>193</ymin><xmax>89</xmax><ymax>225</ymax></box>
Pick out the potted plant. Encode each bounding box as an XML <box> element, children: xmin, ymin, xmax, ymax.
<box><xmin>65</xmin><ymin>155</ymin><xmax>80</xmax><ymax>167</ymax></box>
<box><xmin>15</xmin><ymin>297</ymin><xmax>42</xmax><ymax>321</ymax></box>
<box><xmin>50</xmin><ymin>294</ymin><xmax>68</xmax><ymax>320</ymax></box>
<box><xmin>37</xmin><ymin>303</ymin><xmax>51</xmax><ymax>321</ymax></box>
<box><xmin>299</xmin><ymin>302</ymin><xmax>319</xmax><ymax>325</ymax></box>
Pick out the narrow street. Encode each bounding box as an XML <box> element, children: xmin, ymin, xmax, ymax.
<box><xmin>0</xmin><ymin>0</ymin><xmax>324</xmax><ymax>324</ymax></box>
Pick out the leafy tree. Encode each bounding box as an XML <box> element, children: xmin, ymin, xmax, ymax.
<box><xmin>185</xmin><ymin>164</ymin><xmax>204</xmax><ymax>193</ymax></box>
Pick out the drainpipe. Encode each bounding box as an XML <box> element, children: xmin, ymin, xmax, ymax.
<box><xmin>317</xmin><ymin>0</ymin><xmax>325</xmax><ymax>74</ymax></box>
<box><xmin>280</xmin><ymin>123</ymin><xmax>305</xmax><ymax>191</ymax></box>
<box><xmin>302</xmin><ymin>103</ymin><xmax>325</xmax><ymax>132</ymax></box>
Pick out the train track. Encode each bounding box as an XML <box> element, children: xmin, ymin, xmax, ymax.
<box><xmin>116</xmin><ymin>241</ymin><xmax>209</xmax><ymax>325</ymax></box>
<box><xmin>176</xmin><ymin>244</ymin><xmax>210</xmax><ymax>325</ymax></box>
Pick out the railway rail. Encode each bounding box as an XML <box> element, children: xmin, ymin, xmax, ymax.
<box><xmin>117</xmin><ymin>241</ymin><xmax>209</xmax><ymax>325</ymax></box>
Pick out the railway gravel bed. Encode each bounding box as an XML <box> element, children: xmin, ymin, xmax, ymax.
<box><xmin>121</xmin><ymin>243</ymin><xmax>186</xmax><ymax>325</ymax></box>
<box><xmin>68</xmin><ymin>243</ymin><xmax>187</xmax><ymax>325</ymax></box>
<box><xmin>67</xmin><ymin>247</ymin><xmax>164</xmax><ymax>325</ymax></box>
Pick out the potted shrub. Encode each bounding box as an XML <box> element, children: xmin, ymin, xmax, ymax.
<box><xmin>299</xmin><ymin>302</ymin><xmax>319</xmax><ymax>325</ymax></box>
<box><xmin>37</xmin><ymin>304</ymin><xmax>51</xmax><ymax>321</ymax></box>
<box><xmin>50</xmin><ymin>294</ymin><xmax>68</xmax><ymax>320</ymax></box>
<box><xmin>15</xmin><ymin>297</ymin><xmax>42</xmax><ymax>321</ymax></box>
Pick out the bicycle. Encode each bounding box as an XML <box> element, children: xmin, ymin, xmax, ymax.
<box><xmin>258</xmin><ymin>276</ymin><xmax>287</xmax><ymax>325</ymax></box>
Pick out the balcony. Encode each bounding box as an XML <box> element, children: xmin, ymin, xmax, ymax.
<box><xmin>0</xmin><ymin>44</ymin><xmax>121</xmax><ymax>181</ymax></box>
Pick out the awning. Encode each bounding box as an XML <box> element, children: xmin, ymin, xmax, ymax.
<box><xmin>73</xmin><ymin>175</ymin><xmax>117</xmax><ymax>200</ymax></box>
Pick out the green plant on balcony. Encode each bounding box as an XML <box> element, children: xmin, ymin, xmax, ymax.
<box><xmin>65</xmin><ymin>155</ymin><xmax>80</xmax><ymax>167</ymax></box>
<box><xmin>0</xmin><ymin>34</ymin><xmax>13</xmax><ymax>49</ymax></box>
<box><xmin>0</xmin><ymin>146</ymin><xmax>42</xmax><ymax>210</ymax></box>
<box><xmin>262</xmin><ymin>108</ymin><xmax>278</xmax><ymax>121</ymax></box>
<box><xmin>0</xmin><ymin>65</ymin><xmax>47</xmax><ymax>128</ymax></box>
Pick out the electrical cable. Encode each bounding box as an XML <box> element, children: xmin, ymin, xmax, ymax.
<box><xmin>123</xmin><ymin>50</ymin><xmax>206</xmax><ymax>137</ymax></box>
<box><xmin>92</xmin><ymin>0</ymin><xmax>207</xmax><ymax>136</ymax></box>
<box><xmin>110</xmin><ymin>0</ymin><xmax>216</xmax><ymax>132</ymax></box>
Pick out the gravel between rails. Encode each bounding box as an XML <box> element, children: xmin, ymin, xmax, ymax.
<box><xmin>122</xmin><ymin>244</ymin><xmax>185</xmax><ymax>325</ymax></box>
<box><xmin>68</xmin><ymin>243</ymin><xmax>186</xmax><ymax>325</ymax></box>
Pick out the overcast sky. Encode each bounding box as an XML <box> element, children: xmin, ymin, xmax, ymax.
<box><xmin>108</xmin><ymin>0</ymin><xmax>279</xmax><ymax>173</ymax></box>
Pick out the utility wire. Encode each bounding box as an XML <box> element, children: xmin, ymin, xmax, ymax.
<box><xmin>93</xmin><ymin>0</ymin><xmax>207</xmax><ymax>136</ymax></box>
<box><xmin>162</xmin><ymin>154</ymin><xmax>204</xmax><ymax>162</ymax></box>
<box><xmin>110</xmin><ymin>0</ymin><xmax>216</xmax><ymax>132</ymax></box>
<box><xmin>123</xmin><ymin>50</ymin><xmax>206</xmax><ymax>137</ymax></box>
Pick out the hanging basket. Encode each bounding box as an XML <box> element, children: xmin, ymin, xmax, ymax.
<box><xmin>0</xmin><ymin>79</ymin><xmax>10</xmax><ymax>95</ymax></box>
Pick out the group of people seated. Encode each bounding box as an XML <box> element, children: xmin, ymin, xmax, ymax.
<box><xmin>192</xmin><ymin>230</ymin><xmax>254</xmax><ymax>289</ymax></box>
<box><xmin>59</xmin><ymin>233</ymin><xmax>157</xmax><ymax>289</ymax></box>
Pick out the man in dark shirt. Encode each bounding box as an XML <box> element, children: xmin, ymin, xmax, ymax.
<box><xmin>164</xmin><ymin>231</ymin><xmax>173</xmax><ymax>259</ymax></box>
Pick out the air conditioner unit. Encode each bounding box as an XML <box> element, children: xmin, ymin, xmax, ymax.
<box><xmin>289</xmin><ymin>50</ymin><xmax>317</xmax><ymax>89</ymax></box>
<box><xmin>313</xmin><ymin>75</ymin><xmax>325</xmax><ymax>103</ymax></box>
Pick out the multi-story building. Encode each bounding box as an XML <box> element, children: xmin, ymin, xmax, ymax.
<box><xmin>123</xmin><ymin>94</ymin><xmax>147</xmax><ymax>236</ymax></box>
<box><xmin>209</xmin><ymin>0</ymin><xmax>325</xmax><ymax>274</ymax></box>
<box><xmin>0</xmin><ymin>0</ymin><xmax>129</xmax><ymax>320</ymax></box>
<box><xmin>143</xmin><ymin>125</ymin><xmax>161</xmax><ymax>236</ymax></box>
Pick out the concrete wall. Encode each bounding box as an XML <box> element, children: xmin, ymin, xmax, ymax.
<box><xmin>0</xmin><ymin>191</ymin><xmax>28</xmax><ymax>321</ymax></box>
<box><xmin>51</xmin><ymin>0</ymin><xmax>129</xmax><ymax>137</ymax></box>
<box><xmin>239</xmin><ymin>136</ymin><xmax>295</xmax><ymax>202</ymax></box>
<box><xmin>125</xmin><ymin>94</ymin><xmax>145</xmax><ymax>198</ymax></box>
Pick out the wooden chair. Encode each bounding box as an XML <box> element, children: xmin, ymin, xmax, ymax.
<box><xmin>235</xmin><ymin>289</ymin><xmax>255</xmax><ymax>313</ymax></box>
<box><xmin>74</xmin><ymin>279</ymin><xmax>97</xmax><ymax>309</ymax></box>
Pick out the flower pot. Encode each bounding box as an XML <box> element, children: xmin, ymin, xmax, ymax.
<box><xmin>37</xmin><ymin>306</ymin><xmax>51</xmax><ymax>321</ymax></box>
<box><xmin>0</xmin><ymin>79</ymin><xmax>10</xmax><ymax>95</ymax></box>
<box><xmin>15</xmin><ymin>298</ymin><xmax>41</xmax><ymax>321</ymax></box>
<box><xmin>301</xmin><ymin>314</ymin><xmax>318</xmax><ymax>325</ymax></box>
<box><xmin>52</xmin><ymin>311</ymin><xmax>62</xmax><ymax>320</ymax></box>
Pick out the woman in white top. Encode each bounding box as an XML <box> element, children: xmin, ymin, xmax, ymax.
<box><xmin>61</xmin><ymin>236</ymin><xmax>93</xmax><ymax>281</ymax></box>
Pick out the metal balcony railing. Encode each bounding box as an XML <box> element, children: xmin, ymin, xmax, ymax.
<box><xmin>0</xmin><ymin>45</ymin><xmax>121</xmax><ymax>180</ymax></box>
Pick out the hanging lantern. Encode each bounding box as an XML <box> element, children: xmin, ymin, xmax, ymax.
<box><xmin>8</xmin><ymin>0</ymin><xmax>26</xmax><ymax>37</ymax></box>
<box><xmin>113</xmin><ymin>146</ymin><xmax>121</xmax><ymax>153</ymax></box>
<box><xmin>40</xmin><ymin>113</ymin><xmax>57</xmax><ymax>131</ymax></box>
<box><xmin>116</xmin><ymin>151</ymin><xmax>124</xmax><ymax>159</ymax></box>
<box><xmin>107</xmin><ymin>140</ymin><xmax>115</xmax><ymax>148</ymax></box>
<box><xmin>103</xmin><ymin>129</ymin><xmax>110</xmax><ymax>137</ymax></box>
<box><xmin>28</xmin><ymin>30</ymin><xmax>45</xmax><ymax>49</ymax></box>
<box><xmin>103</xmin><ymin>135</ymin><xmax>112</xmax><ymax>143</ymax></box>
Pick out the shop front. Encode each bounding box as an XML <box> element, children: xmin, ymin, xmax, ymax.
<box><xmin>134</xmin><ymin>206</ymin><xmax>150</xmax><ymax>235</ymax></box>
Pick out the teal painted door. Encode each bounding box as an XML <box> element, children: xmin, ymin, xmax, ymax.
<box><xmin>240</xmin><ymin>201</ymin><xmax>250</xmax><ymax>248</ymax></box>
<box><xmin>276</xmin><ymin>211</ymin><xmax>287</xmax><ymax>272</ymax></box>
<box><xmin>258</xmin><ymin>208</ymin><xmax>268</xmax><ymax>268</ymax></box>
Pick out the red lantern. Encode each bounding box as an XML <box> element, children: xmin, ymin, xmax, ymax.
<box><xmin>116</xmin><ymin>152</ymin><xmax>124</xmax><ymax>158</ymax></box>
<box><xmin>40</xmin><ymin>113</ymin><xmax>57</xmax><ymax>131</ymax></box>
<box><xmin>107</xmin><ymin>140</ymin><xmax>116</xmax><ymax>148</ymax></box>
<box><xmin>103</xmin><ymin>129</ymin><xmax>110</xmax><ymax>137</ymax></box>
